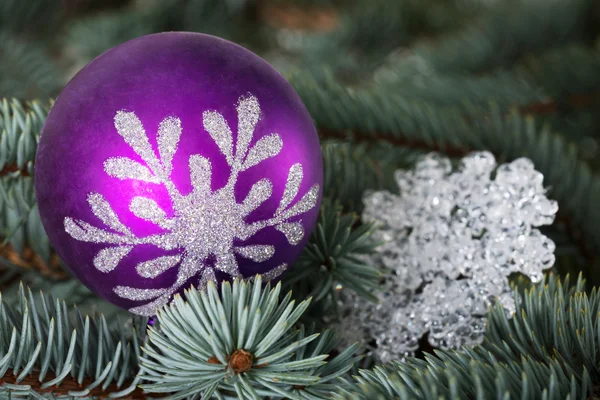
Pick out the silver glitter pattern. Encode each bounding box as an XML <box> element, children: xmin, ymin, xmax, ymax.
<box><xmin>114</xmin><ymin>111</ymin><xmax>163</xmax><ymax>174</ymax></box>
<box><xmin>243</xmin><ymin>179</ymin><xmax>273</xmax><ymax>213</ymax></box>
<box><xmin>336</xmin><ymin>152</ymin><xmax>558</xmax><ymax>363</ymax></box>
<box><xmin>136</xmin><ymin>255</ymin><xmax>182</xmax><ymax>278</ymax></box>
<box><xmin>261</xmin><ymin>263</ymin><xmax>287</xmax><ymax>281</ymax></box>
<box><xmin>64</xmin><ymin>94</ymin><xmax>320</xmax><ymax>316</ymax></box>
<box><xmin>189</xmin><ymin>155</ymin><xmax>211</xmax><ymax>195</ymax></box>
<box><xmin>276</xmin><ymin>163</ymin><xmax>302</xmax><ymax>215</ymax></box>
<box><xmin>236</xmin><ymin>95</ymin><xmax>260</xmax><ymax>160</ymax></box>
<box><xmin>198</xmin><ymin>268</ymin><xmax>216</xmax><ymax>290</ymax></box>
<box><xmin>241</xmin><ymin>133</ymin><xmax>282</xmax><ymax>171</ymax></box>
<box><xmin>104</xmin><ymin>157</ymin><xmax>161</xmax><ymax>183</ymax></box>
<box><xmin>279</xmin><ymin>185</ymin><xmax>319</xmax><ymax>220</ymax></box>
<box><xmin>203</xmin><ymin>111</ymin><xmax>233</xmax><ymax>164</ymax></box>
<box><xmin>93</xmin><ymin>246</ymin><xmax>133</xmax><ymax>272</ymax></box>
<box><xmin>130</xmin><ymin>197</ymin><xmax>167</xmax><ymax>226</ymax></box>
<box><xmin>87</xmin><ymin>193</ymin><xmax>132</xmax><ymax>235</ymax></box>
<box><xmin>235</xmin><ymin>245</ymin><xmax>275</xmax><ymax>262</ymax></box>
<box><xmin>65</xmin><ymin>218</ymin><xmax>131</xmax><ymax>244</ymax></box>
<box><xmin>275</xmin><ymin>222</ymin><xmax>304</xmax><ymax>245</ymax></box>
<box><xmin>246</xmin><ymin>263</ymin><xmax>288</xmax><ymax>283</ymax></box>
<box><xmin>157</xmin><ymin>116</ymin><xmax>182</xmax><ymax>175</ymax></box>
<box><xmin>114</xmin><ymin>286</ymin><xmax>165</xmax><ymax>301</ymax></box>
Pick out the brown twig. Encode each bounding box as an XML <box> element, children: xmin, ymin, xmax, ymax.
<box><xmin>259</xmin><ymin>3</ymin><xmax>338</xmax><ymax>31</ymax></box>
<box><xmin>320</xmin><ymin>126</ymin><xmax>471</xmax><ymax>157</ymax></box>
<box><xmin>518</xmin><ymin>93</ymin><xmax>597</xmax><ymax>115</ymax></box>
<box><xmin>0</xmin><ymin>163</ymin><xmax>29</xmax><ymax>177</ymax></box>
<box><xmin>1</xmin><ymin>369</ymin><xmax>146</xmax><ymax>399</ymax></box>
<box><xmin>0</xmin><ymin>244</ymin><xmax>67</xmax><ymax>280</ymax></box>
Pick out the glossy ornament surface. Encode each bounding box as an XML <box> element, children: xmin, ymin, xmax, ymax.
<box><xmin>35</xmin><ymin>32</ymin><xmax>323</xmax><ymax>315</ymax></box>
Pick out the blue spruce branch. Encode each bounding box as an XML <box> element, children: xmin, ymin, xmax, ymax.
<box><xmin>139</xmin><ymin>276</ymin><xmax>361</xmax><ymax>399</ymax></box>
<box><xmin>0</xmin><ymin>283</ymin><xmax>143</xmax><ymax>398</ymax></box>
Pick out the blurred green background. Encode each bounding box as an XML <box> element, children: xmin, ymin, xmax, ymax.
<box><xmin>3</xmin><ymin>0</ymin><xmax>599</xmax><ymax>164</ymax></box>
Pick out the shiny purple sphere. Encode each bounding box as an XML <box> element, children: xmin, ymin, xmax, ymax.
<box><xmin>35</xmin><ymin>32</ymin><xmax>323</xmax><ymax>315</ymax></box>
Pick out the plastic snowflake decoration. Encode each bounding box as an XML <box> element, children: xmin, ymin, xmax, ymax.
<box><xmin>63</xmin><ymin>95</ymin><xmax>319</xmax><ymax>315</ymax></box>
<box><xmin>336</xmin><ymin>152</ymin><xmax>557</xmax><ymax>362</ymax></box>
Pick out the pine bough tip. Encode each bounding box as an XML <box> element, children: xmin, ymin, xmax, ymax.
<box><xmin>140</xmin><ymin>276</ymin><xmax>357</xmax><ymax>399</ymax></box>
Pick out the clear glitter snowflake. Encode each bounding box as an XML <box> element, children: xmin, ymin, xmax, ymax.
<box><xmin>336</xmin><ymin>152</ymin><xmax>557</xmax><ymax>363</ymax></box>
<box><xmin>64</xmin><ymin>94</ymin><xmax>319</xmax><ymax>316</ymax></box>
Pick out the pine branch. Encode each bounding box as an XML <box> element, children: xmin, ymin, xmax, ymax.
<box><xmin>0</xmin><ymin>34</ymin><xmax>62</xmax><ymax>100</ymax></box>
<box><xmin>320</xmin><ymin>141</ymin><xmax>422</xmax><ymax>212</ymax></box>
<box><xmin>139</xmin><ymin>276</ymin><xmax>361</xmax><ymax>399</ymax></box>
<box><xmin>0</xmin><ymin>284</ymin><xmax>143</xmax><ymax>398</ymax></box>
<box><xmin>63</xmin><ymin>2</ymin><xmax>178</xmax><ymax>66</ymax></box>
<box><xmin>0</xmin><ymin>99</ymin><xmax>53</xmax><ymax>272</ymax></box>
<box><xmin>0</xmin><ymin>98</ymin><xmax>48</xmax><ymax>175</ymax></box>
<box><xmin>64</xmin><ymin>0</ymin><xmax>266</xmax><ymax>67</ymax></box>
<box><xmin>0</xmin><ymin>164</ymin><xmax>30</xmax><ymax>177</ymax></box>
<box><xmin>0</xmin><ymin>0</ymin><xmax>64</xmax><ymax>36</ymax></box>
<box><xmin>286</xmin><ymin>0</ymin><xmax>596</xmax><ymax>89</ymax></box>
<box><xmin>320</xmin><ymin>127</ymin><xmax>470</xmax><ymax>158</ymax></box>
<box><xmin>282</xmin><ymin>200</ymin><xmax>380</xmax><ymax>314</ymax></box>
<box><xmin>392</xmin><ymin>0</ymin><xmax>594</xmax><ymax>75</ymax></box>
<box><xmin>373</xmin><ymin>42</ymin><xmax>600</xmax><ymax>113</ymax></box>
<box><xmin>317</xmin><ymin>87</ymin><xmax>599</xmax><ymax>157</ymax></box>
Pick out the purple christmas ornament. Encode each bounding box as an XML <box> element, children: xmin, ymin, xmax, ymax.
<box><xmin>34</xmin><ymin>32</ymin><xmax>323</xmax><ymax>316</ymax></box>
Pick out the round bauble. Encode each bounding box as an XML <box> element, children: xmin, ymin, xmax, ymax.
<box><xmin>35</xmin><ymin>32</ymin><xmax>323</xmax><ymax>316</ymax></box>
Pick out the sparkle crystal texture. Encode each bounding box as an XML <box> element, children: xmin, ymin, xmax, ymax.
<box><xmin>337</xmin><ymin>152</ymin><xmax>557</xmax><ymax>363</ymax></box>
<box><xmin>34</xmin><ymin>33</ymin><xmax>323</xmax><ymax>316</ymax></box>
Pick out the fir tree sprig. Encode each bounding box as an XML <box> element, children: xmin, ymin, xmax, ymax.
<box><xmin>0</xmin><ymin>283</ymin><xmax>142</xmax><ymax>398</ymax></box>
<box><xmin>386</xmin><ymin>0</ymin><xmax>594</xmax><ymax>75</ymax></box>
<box><xmin>0</xmin><ymin>35</ymin><xmax>62</xmax><ymax>100</ymax></box>
<box><xmin>321</xmin><ymin>141</ymin><xmax>424</xmax><ymax>212</ymax></box>
<box><xmin>138</xmin><ymin>276</ymin><xmax>360</xmax><ymax>400</ymax></box>
<box><xmin>0</xmin><ymin>0</ymin><xmax>64</xmax><ymax>36</ymax></box>
<box><xmin>0</xmin><ymin>98</ymin><xmax>48</xmax><ymax>175</ymax></box>
<box><xmin>0</xmin><ymin>98</ymin><xmax>57</xmax><ymax>276</ymax></box>
<box><xmin>282</xmin><ymin>200</ymin><xmax>380</xmax><ymax>308</ymax></box>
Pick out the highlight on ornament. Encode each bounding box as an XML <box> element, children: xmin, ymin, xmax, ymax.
<box><xmin>336</xmin><ymin>151</ymin><xmax>558</xmax><ymax>363</ymax></box>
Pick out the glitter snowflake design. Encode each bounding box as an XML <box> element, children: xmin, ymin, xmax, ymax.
<box><xmin>63</xmin><ymin>95</ymin><xmax>319</xmax><ymax>316</ymax></box>
<box><xmin>336</xmin><ymin>152</ymin><xmax>557</xmax><ymax>363</ymax></box>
